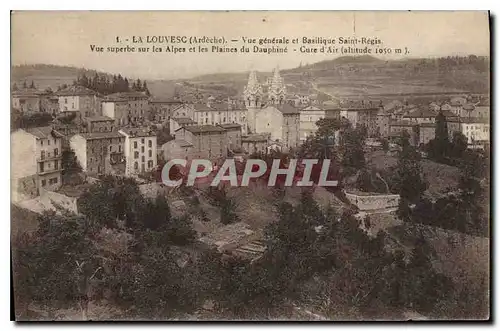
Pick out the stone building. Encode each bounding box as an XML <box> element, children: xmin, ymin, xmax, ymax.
<box><xmin>70</xmin><ymin>131</ymin><xmax>125</xmax><ymax>176</ymax></box>
<box><xmin>174</xmin><ymin>125</ymin><xmax>227</xmax><ymax>159</ymax></box>
<box><xmin>85</xmin><ymin>116</ymin><xmax>116</xmax><ymax>133</ymax></box>
<box><xmin>119</xmin><ymin>127</ymin><xmax>158</xmax><ymax>176</ymax></box>
<box><xmin>102</xmin><ymin>91</ymin><xmax>150</xmax><ymax>126</ymax></box>
<box><xmin>11</xmin><ymin>126</ymin><xmax>64</xmax><ymax>200</ymax></box>
<box><xmin>56</xmin><ymin>85</ymin><xmax>101</xmax><ymax>119</ymax></box>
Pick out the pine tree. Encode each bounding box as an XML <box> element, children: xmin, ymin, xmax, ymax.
<box><xmin>22</xmin><ymin>81</ymin><xmax>27</xmax><ymax>89</ymax></box>
<box><xmin>29</xmin><ymin>81</ymin><xmax>35</xmax><ymax>89</ymax></box>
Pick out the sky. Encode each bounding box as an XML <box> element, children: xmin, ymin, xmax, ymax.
<box><xmin>11</xmin><ymin>11</ymin><xmax>490</xmax><ymax>80</ymax></box>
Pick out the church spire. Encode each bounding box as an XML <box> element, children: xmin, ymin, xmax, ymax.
<box><xmin>269</xmin><ymin>66</ymin><xmax>286</xmax><ymax>104</ymax></box>
<box><xmin>243</xmin><ymin>70</ymin><xmax>263</xmax><ymax>107</ymax></box>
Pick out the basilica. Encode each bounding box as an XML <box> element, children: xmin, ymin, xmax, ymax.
<box><xmin>243</xmin><ymin>67</ymin><xmax>300</xmax><ymax>150</ymax></box>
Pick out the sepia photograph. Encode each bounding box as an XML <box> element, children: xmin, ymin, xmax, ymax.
<box><xmin>10</xmin><ymin>11</ymin><xmax>490</xmax><ymax>321</ymax></box>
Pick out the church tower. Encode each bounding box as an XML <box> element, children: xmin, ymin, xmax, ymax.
<box><xmin>268</xmin><ymin>66</ymin><xmax>286</xmax><ymax>105</ymax></box>
<box><xmin>243</xmin><ymin>70</ymin><xmax>263</xmax><ymax>133</ymax></box>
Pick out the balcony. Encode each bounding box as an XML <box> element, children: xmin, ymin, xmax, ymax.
<box><xmin>38</xmin><ymin>167</ymin><xmax>63</xmax><ymax>175</ymax></box>
<box><xmin>37</xmin><ymin>154</ymin><xmax>62</xmax><ymax>162</ymax></box>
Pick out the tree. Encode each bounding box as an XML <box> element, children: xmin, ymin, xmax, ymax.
<box><xmin>340</xmin><ymin>126</ymin><xmax>366</xmax><ymax>174</ymax></box>
<box><xmin>393</xmin><ymin>131</ymin><xmax>428</xmax><ymax>220</ymax></box>
<box><xmin>427</xmin><ymin>110</ymin><xmax>449</xmax><ymax>161</ymax></box>
<box><xmin>12</xmin><ymin>83</ymin><xmax>18</xmax><ymax>91</ymax></box>
<box><xmin>22</xmin><ymin>81</ymin><xmax>27</xmax><ymax>89</ymax></box>
<box><xmin>12</xmin><ymin>211</ymin><xmax>100</xmax><ymax>318</ymax></box>
<box><xmin>143</xmin><ymin>81</ymin><xmax>150</xmax><ymax>96</ymax></box>
<box><xmin>450</xmin><ymin>131</ymin><xmax>468</xmax><ymax>158</ymax></box>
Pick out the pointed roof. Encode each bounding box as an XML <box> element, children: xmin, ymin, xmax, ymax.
<box><xmin>243</xmin><ymin>71</ymin><xmax>263</xmax><ymax>99</ymax></box>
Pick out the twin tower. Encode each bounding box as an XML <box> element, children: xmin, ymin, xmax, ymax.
<box><xmin>243</xmin><ymin>67</ymin><xmax>287</xmax><ymax>133</ymax></box>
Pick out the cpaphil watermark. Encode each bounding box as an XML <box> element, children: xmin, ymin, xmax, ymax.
<box><xmin>161</xmin><ymin>158</ymin><xmax>339</xmax><ymax>187</ymax></box>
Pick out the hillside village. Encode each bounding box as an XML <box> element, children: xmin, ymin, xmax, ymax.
<box><xmin>11</xmin><ymin>57</ymin><xmax>490</xmax><ymax>320</ymax></box>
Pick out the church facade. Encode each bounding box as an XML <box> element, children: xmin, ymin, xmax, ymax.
<box><xmin>243</xmin><ymin>67</ymin><xmax>300</xmax><ymax>150</ymax></box>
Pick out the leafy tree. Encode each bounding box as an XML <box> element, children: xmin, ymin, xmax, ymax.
<box><xmin>393</xmin><ymin>131</ymin><xmax>428</xmax><ymax>220</ymax></box>
<box><xmin>340</xmin><ymin>126</ymin><xmax>366</xmax><ymax>174</ymax></box>
<box><xmin>450</xmin><ymin>131</ymin><xmax>468</xmax><ymax>159</ymax></box>
<box><xmin>12</xmin><ymin>211</ymin><xmax>100</xmax><ymax>318</ymax></box>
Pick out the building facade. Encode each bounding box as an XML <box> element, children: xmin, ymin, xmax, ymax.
<box><xmin>85</xmin><ymin>116</ymin><xmax>116</xmax><ymax>133</ymax></box>
<box><xmin>174</xmin><ymin>125</ymin><xmax>227</xmax><ymax>159</ymax></box>
<box><xmin>149</xmin><ymin>97</ymin><xmax>183</xmax><ymax>123</ymax></box>
<box><xmin>11</xmin><ymin>127</ymin><xmax>63</xmax><ymax>200</ymax></box>
<box><xmin>70</xmin><ymin>132</ymin><xmax>125</xmax><ymax>176</ymax></box>
<box><xmin>218</xmin><ymin>123</ymin><xmax>242</xmax><ymax>151</ymax></box>
<box><xmin>56</xmin><ymin>85</ymin><xmax>101</xmax><ymax>119</ymax></box>
<box><xmin>102</xmin><ymin>92</ymin><xmax>150</xmax><ymax>126</ymax></box>
<box><xmin>119</xmin><ymin>127</ymin><xmax>158</xmax><ymax>176</ymax></box>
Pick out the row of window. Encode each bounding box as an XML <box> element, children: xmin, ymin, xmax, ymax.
<box><xmin>134</xmin><ymin>150</ymin><xmax>153</xmax><ymax>159</ymax></box>
<box><xmin>40</xmin><ymin>138</ymin><xmax>57</xmax><ymax>146</ymax></box>
<box><xmin>40</xmin><ymin>148</ymin><xmax>58</xmax><ymax>159</ymax></box>
<box><xmin>133</xmin><ymin>160</ymin><xmax>155</xmax><ymax>170</ymax></box>
<box><xmin>39</xmin><ymin>160</ymin><xmax>59</xmax><ymax>172</ymax></box>
<box><xmin>133</xmin><ymin>139</ymin><xmax>153</xmax><ymax>148</ymax></box>
<box><xmin>41</xmin><ymin>176</ymin><xmax>59</xmax><ymax>187</ymax></box>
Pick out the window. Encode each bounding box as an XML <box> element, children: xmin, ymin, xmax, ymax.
<box><xmin>134</xmin><ymin>141</ymin><xmax>138</xmax><ymax>148</ymax></box>
<box><xmin>148</xmin><ymin>150</ymin><xmax>152</xmax><ymax>157</ymax></box>
<box><xmin>141</xmin><ymin>156</ymin><xmax>145</xmax><ymax>162</ymax></box>
<box><xmin>54</xmin><ymin>148</ymin><xmax>58</xmax><ymax>156</ymax></box>
<box><xmin>134</xmin><ymin>162</ymin><xmax>138</xmax><ymax>170</ymax></box>
<box><xmin>41</xmin><ymin>151</ymin><xmax>45</xmax><ymax>159</ymax></box>
<box><xmin>148</xmin><ymin>140</ymin><xmax>152</xmax><ymax>148</ymax></box>
<box><xmin>141</xmin><ymin>138</ymin><xmax>145</xmax><ymax>144</ymax></box>
<box><xmin>41</xmin><ymin>140</ymin><xmax>43</xmax><ymax>146</ymax></box>
<box><xmin>110</xmin><ymin>145</ymin><xmax>113</xmax><ymax>152</ymax></box>
<box><xmin>148</xmin><ymin>160</ymin><xmax>153</xmax><ymax>168</ymax></box>
<box><xmin>118</xmin><ymin>145</ymin><xmax>122</xmax><ymax>153</ymax></box>
<box><xmin>48</xmin><ymin>139</ymin><xmax>51</xmax><ymax>146</ymax></box>
<box><xmin>54</xmin><ymin>161</ymin><xmax>59</xmax><ymax>170</ymax></box>
<box><xmin>41</xmin><ymin>179</ymin><xmax>46</xmax><ymax>187</ymax></box>
<box><xmin>40</xmin><ymin>163</ymin><xmax>44</xmax><ymax>172</ymax></box>
<box><xmin>134</xmin><ymin>151</ymin><xmax>139</xmax><ymax>159</ymax></box>
<box><xmin>141</xmin><ymin>146</ymin><xmax>145</xmax><ymax>153</ymax></box>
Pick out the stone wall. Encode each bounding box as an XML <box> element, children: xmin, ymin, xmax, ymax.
<box><xmin>344</xmin><ymin>191</ymin><xmax>400</xmax><ymax>211</ymax></box>
<box><xmin>40</xmin><ymin>188</ymin><xmax>79</xmax><ymax>214</ymax></box>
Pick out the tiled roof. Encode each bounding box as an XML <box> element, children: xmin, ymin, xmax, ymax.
<box><xmin>242</xmin><ymin>133</ymin><xmax>269</xmax><ymax>142</ymax></box>
<box><xmin>275</xmin><ymin>103</ymin><xmax>300</xmax><ymax>114</ymax></box>
<box><xmin>104</xmin><ymin>91</ymin><xmax>149</xmax><ymax>102</ymax></box>
<box><xmin>86</xmin><ymin>115</ymin><xmax>114</xmax><ymax>122</ymax></box>
<box><xmin>179</xmin><ymin>125</ymin><xmax>226</xmax><ymax>134</ymax></box>
<box><xmin>149</xmin><ymin>97</ymin><xmax>182</xmax><ymax>104</ymax></box>
<box><xmin>56</xmin><ymin>85</ymin><xmax>97</xmax><ymax>96</ymax></box>
<box><xmin>119</xmin><ymin>127</ymin><xmax>156</xmax><ymax>137</ymax></box>
<box><xmin>192</xmin><ymin>103</ymin><xmax>214</xmax><ymax>112</ymax></box>
<box><xmin>390</xmin><ymin>120</ymin><xmax>415</xmax><ymax>127</ymax></box>
<box><xmin>462</xmin><ymin>104</ymin><xmax>476</xmax><ymax>111</ymax></box>
<box><xmin>218</xmin><ymin>123</ymin><xmax>242</xmax><ymax>130</ymax></box>
<box><xmin>78</xmin><ymin>131</ymin><xmax>124</xmax><ymax>140</ymax></box>
<box><xmin>173</xmin><ymin>118</ymin><xmax>197</xmax><ymax>125</ymax></box>
<box><xmin>24</xmin><ymin>126</ymin><xmax>63</xmax><ymax>139</ymax></box>
<box><xmin>404</xmin><ymin>108</ymin><xmax>437</xmax><ymax>118</ymax></box>
<box><xmin>441</xmin><ymin>110</ymin><xmax>457</xmax><ymax>118</ymax></box>
<box><xmin>12</xmin><ymin>88</ymin><xmax>44</xmax><ymax>97</ymax></box>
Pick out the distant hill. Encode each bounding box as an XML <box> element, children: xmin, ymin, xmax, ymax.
<box><xmin>11</xmin><ymin>64</ymin><xmax>105</xmax><ymax>91</ymax></box>
<box><xmin>11</xmin><ymin>55</ymin><xmax>490</xmax><ymax>102</ymax></box>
